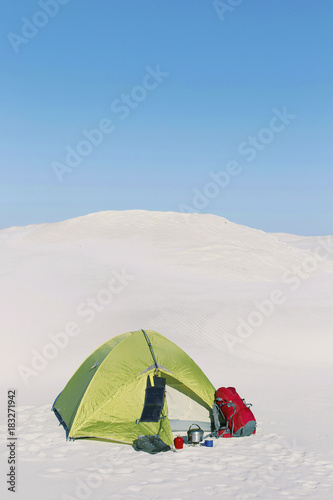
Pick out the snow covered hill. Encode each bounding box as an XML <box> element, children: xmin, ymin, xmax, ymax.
<box><xmin>1</xmin><ymin>211</ymin><xmax>332</xmax><ymax>499</ymax></box>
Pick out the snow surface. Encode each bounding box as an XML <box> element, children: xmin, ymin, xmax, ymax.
<box><xmin>1</xmin><ymin>210</ymin><xmax>332</xmax><ymax>499</ymax></box>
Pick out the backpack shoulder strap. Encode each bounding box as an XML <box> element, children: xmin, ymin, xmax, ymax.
<box><xmin>212</xmin><ymin>403</ymin><xmax>221</xmax><ymax>437</ymax></box>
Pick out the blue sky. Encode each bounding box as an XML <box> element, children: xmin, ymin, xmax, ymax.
<box><xmin>1</xmin><ymin>0</ymin><xmax>332</xmax><ymax>235</ymax></box>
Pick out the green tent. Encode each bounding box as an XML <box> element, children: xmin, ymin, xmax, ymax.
<box><xmin>52</xmin><ymin>329</ymin><xmax>216</xmax><ymax>447</ymax></box>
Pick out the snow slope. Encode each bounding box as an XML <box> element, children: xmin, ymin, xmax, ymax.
<box><xmin>1</xmin><ymin>211</ymin><xmax>332</xmax><ymax>499</ymax></box>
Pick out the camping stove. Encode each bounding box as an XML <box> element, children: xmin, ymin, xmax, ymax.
<box><xmin>187</xmin><ymin>424</ymin><xmax>204</xmax><ymax>445</ymax></box>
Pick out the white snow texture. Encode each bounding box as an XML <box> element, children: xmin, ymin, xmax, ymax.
<box><xmin>1</xmin><ymin>210</ymin><xmax>332</xmax><ymax>499</ymax></box>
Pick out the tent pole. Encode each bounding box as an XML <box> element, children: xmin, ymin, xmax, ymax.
<box><xmin>141</xmin><ymin>329</ymin><xmax>159</xmax><ymax>372</ymax></box>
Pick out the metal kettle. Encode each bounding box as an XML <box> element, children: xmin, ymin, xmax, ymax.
<box><xmin>187</xmin><ymin>423</ymin><xmax>204</xmax><ymax>444</ymax></box>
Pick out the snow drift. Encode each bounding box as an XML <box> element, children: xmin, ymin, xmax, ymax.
<box><xmin>0</xmin><ymin>211</ymin><xmax>332</xmax><ymax>499</ymax></box>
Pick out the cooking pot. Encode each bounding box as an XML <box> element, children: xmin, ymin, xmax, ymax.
<box><xmin>187</xmin><ymin>424</ymin><xmax>204</xmax><ymax>444</ymax></box>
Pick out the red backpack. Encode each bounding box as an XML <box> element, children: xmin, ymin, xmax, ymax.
<box><xmin>213</xmin><ymin>387</ymin><xmax>256</xmax><ymax>438</ymax></box>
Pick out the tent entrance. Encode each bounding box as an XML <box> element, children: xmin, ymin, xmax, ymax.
<box><xmin>163</xmin><ymin>376</ymin><xmax>212</xmax><ymax>432</ymax></box>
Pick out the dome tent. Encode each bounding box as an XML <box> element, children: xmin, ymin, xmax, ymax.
<box><xmin>52</xmin><ymin>330</ymin><xmax>216</xmax><ymax>447</ymax></box>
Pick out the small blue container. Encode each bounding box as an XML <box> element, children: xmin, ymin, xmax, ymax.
<box><xmin>204</xmin><ymin>439</ymin><xmax>213</xmax><ymax>447</ymax></box>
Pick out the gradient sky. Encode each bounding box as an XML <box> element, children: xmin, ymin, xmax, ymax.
<box><xmin>1</xmin><ymin>0</ymin><xmax>332</xmax><ymax>235</ymax></box>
